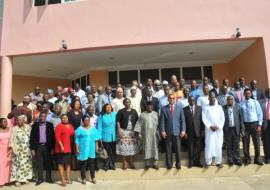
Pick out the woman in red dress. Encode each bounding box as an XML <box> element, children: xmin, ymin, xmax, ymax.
<box><xmin>55</xmin><ymin>114</ymin><xmax>74</xmax><ymax>186</ymax></box>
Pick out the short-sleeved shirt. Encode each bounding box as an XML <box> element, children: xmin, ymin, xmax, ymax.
<box><xmin>75</xmin><ymin>126</ymin><xmax>100</xmax><ymax>160</ymax></box>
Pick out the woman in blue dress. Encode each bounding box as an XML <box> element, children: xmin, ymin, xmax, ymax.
<box><xmin>75</xmin><ymin>115</ymin><xmax>100</xmax><ymax>184</ymax></box>
<box><xmin>97</xmin><ymin>103</ymin><xmax>117</xmax><ymax>171</ymax></box>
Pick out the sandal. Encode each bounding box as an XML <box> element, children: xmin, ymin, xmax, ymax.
<box><xmin>15</xmin><ymin>182</ymin><xmax>21</xmax><ymax>187</ymax></box>
<box><xmin>66</xmin><ymin>179</ymin><xmax>72</xmax><ymax>184</ymax></box>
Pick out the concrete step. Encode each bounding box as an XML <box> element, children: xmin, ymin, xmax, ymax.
<box><xmin>49</xmin><ymin>164</ymin><xmax>270</xmax><ymax>181</ymax></box>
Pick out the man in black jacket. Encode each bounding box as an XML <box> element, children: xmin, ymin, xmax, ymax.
<box><xmin>141</xmin><ymin>87</ymin><xmax>159</xmax><ymax>113</ymax></box>
<box><xmin>30</xmin><ymin>111</ymin><xmax>55</xmax><ymax>185</ymax></box>
<box><xmin>183</xmin><ymin>96</ymin><xmax>204</xmax><ymax>168</ymax></box>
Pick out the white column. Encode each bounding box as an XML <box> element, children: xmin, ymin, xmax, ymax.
<box><xmin>0</xmin><ymin>56</ymin><xmax>12</xmax><ymax>118</ymax></box>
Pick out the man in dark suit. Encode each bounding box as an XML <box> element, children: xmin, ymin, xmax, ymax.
<box><xmin>223</xmin><ymin>96</ymin><xmax>245</xmax><ymax>166</ymax></box>
<box><xmin>229</xmin><ymin>81</ymin><xmax>245</xmax><ymax>103</ymax></box>
<box><xmin>159</xmin><ymin>93</ymin><xmax>186</xmax><ymax>169</ymax></box>
<box><xmin>30</xmin><ymin>111</ymin><xmax>55</xmax><ymax>185</ymax></box>
<box><xmin>183</xmin><ymin>96</ymin><xmax>203</xmax><ymax>168</ymax></box>
<box><xmin>141</xmin><ymin>78</ymin><xmax>154</xmax><ymax>99</ymax></box>
<box><xmin>250</xmin><ymin>80</ymin><xmax>265</xmax><ymax>100</ymax></box>
<box><xmin>259</xmin><ymin>88</ymin><xmax>270</xmax><ymax>164</ymax></box>
<box><xmin>141</xmin><ymin>87</ymin><xmax>159</xmax><ymax>113</ymax></box>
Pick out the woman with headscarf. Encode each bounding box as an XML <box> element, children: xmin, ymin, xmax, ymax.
<box><xmin>9</xmin><ymin>115</ymin><xmax>32</xmax><ymax>187</ymax></box>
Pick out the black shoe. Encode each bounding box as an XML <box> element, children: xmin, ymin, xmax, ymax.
<box><xmin>153</xmin><ymin>165</ymin><xmax>159</xmax><ymax>170</ymax></box>
<box><xmin>254</xmin><ymin>161</ymin><xmax>264</xmax><ymax>166</ymax></box>
<box><xmin>35</xmin><ymin>180</ymin><xmax>43</xmax><ymax>186</ymax></box>
<box><xmin>235</xmin><ymin>161</ymin><xmax>242</xmax><ymax>166</ymax></box>
<box><xmin>188</xmin><ymin>164</ymin><xmax>193</xmax><ymax>168</ymax></box>
<box><xmin>45</xmin><ymin>178</ymin><xmax>53</xmax><ymax>184</ymax></box>
<box><xmin>144</xmin><ymin>165</ymin><xmax>150</xmax><ymax>170</ymax></box>
<box><xmin>228</xmin><ymin>161</ymin><xmax>234</xmax><ymax>166</ymax></box>
<box><xmin>195</xmin><ymin>163</ymin><xmax>204</xmax><ymax>168</ymax></box>
<box><xmin>204</xmin><ymin>164</ymin><xmax>210</xmax><ymax>168</ymax></box>
<box><xmin>216</xmin><ymin>164</ymin><xmax>224</xmax><ymax>168</ymax></box>
<box><xmin>167</xmin><ymin>165</ymin><xmax>172</xmax><ymax>170</ymax></box>
<box><xmin>244</xmin><ymin>160</ymin><xmax>251</xmax><ymax>166</ymax></box>
<box><xmin>110</xmin><ymin>166</ymin><xmax>116</xmax><ymax>170</ymax></box>
<box><xmin>103</xmin><ymin>167</ymin><xmax>109</xmax><ymax>171</ymax></box>
<box><xmin>265</xmin><ymin>160</ymin><xmax>270</xmax><ymax>164</ymax></box>
<box><xmin>175</xmin><ymin>165</ymin><xmax>181</xmax><ymax>170</ymax></box>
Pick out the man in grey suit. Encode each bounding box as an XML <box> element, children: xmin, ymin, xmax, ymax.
<box><xmin>97</xmin><ymin>86</ymin><xmax>113</xmax><ymax>113</ymax></box>
<box><xmin>183</xmin><ymin>96</ymin><xmax>204</xmax><ymax>168</ymax></box>
<box><xmin>259</xmin><ymin>88</ymin><xmax>270</xmax><ymax>164</ymax></box>
<box><xmin>159</xmin><ymin>93</ymin><xmax>186</xmax><ymax>169</ymax></box>
<box><xmin>250</xmin><ymin>80</ymin><xmax>265</xmax><ymax>100</ymax></box>
<box><xmin>223</xmin><ymin>96</ymin><xmax>245</xmax><ymax>166</ymax></box>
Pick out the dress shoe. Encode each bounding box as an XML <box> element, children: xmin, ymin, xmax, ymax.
<box><xmin>35</xmin><ymin>180</ymin><xmax>43</xmax><ymax>186</ymax></box>
<box><xmin>195</xmin><ymin>163</ymin><xmax>204</xmax><ymax>168</ymax></box>
<box><xmin>235</xmin><ymin>161</ymin><xmax>242</xmax><ymax>166</ymax></box>
<box><xmin>45</xmin><ymin>178</ymin><xmax>53</xmax><ymax>184</ymax></box>
<box><xmin>244</xmin><ymin>160</ymin><xmax>251</xmax><ymax>166</ymax></box>
<box><xmin>175</xmin><ymin>165</ymin><xmax>181</xmax><ymax>170</ymax></box>
<box><xmin>254</xmin><ymin>161</ymin><xmax>264</xmax><ymax>166</ymax></box>
<box><xmin>188</xmin><ymin>163</ymin><xmax>193</xmax><ymax>168</ymax></box>
<box><xmin>265</xmin><ymin>160</ymin><xmax>270</xmax><ymax>164</ymax></box>
<box><xmin>204</xmin><ymin>164</ymin><xmax>210</xmax><ymax>168</ymax></box>
<box><xmin>216</xmin><ymin>164</ymin><xmax>224</xmax><ymax>168</ymax></box>
<box><xmin>167</xmin><ymin>165</ymin><xmax>172</xmax><ymax>170</ymax></box>
<box><xmin>228</xmin><ymin>161</ymin><xmax>234</xmax><ymax>166</ymax></box>
<box><xmin>144</xmin><ymin>165</ymin><xmax>150</xmax><ymax>170</ymax></box>
<box><xmin>153</xmin><ymin>165</ymin><xmax>159</xmax><ymax>170</ymax></box>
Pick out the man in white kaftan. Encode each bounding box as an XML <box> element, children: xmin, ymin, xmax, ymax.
<box><xmin>202</xmin><ymin>93</ymin><xmax>225</xmax><ymax>167</ymax></box>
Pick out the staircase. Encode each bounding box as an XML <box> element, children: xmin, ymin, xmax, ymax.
<box><xmin>50</xmin><ymin>142</ymin><xmax>270</xmax><ymax>181</ymax></box>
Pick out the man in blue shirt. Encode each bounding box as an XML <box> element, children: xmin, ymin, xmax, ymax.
<box><xmin>240</xmin><ymin>88</ymin><xmax>264</xmax><ymax>165</ymax></box>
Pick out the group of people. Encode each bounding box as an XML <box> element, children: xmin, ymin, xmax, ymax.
<box><xmin>0</xmin><ymin>75</ymin><xmax>270</xmax><ymax>187</ymax></box>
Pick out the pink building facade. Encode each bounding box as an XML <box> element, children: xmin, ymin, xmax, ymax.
<box><xmin>0</xmin><ymin>0</ymin><xmax>270</xmax><ymax>117</ymax></box>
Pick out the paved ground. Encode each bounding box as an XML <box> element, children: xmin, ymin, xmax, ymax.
<box><xmin>2</xmin><ymin>174</ymin><xmax>270</xmax><ymax>190</ymax></box>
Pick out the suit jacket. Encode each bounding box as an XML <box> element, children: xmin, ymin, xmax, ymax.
<box><xmin>159</xmin><ymin>104</ymin><xmax>186</xmax><ymax>136</ymax></box>
<box><xmin>222</xmin><ymin>104</ymin><xmax>245</xmax><ymax>135</ymax></box>
<box><xmin>229</xmin><ymin>90</ymin><xmax>242</xmax><ymax>103</ymax></box>
<box><xmin>141</xmin><ymin>96</ymin><xmax>159</xmax><ymax>113</ymax></box>
<box><xmin>30</xmin><ymin>122</ymin><xmax>55</xmax><ymax>151</ymax></box>
<box><xmin>183</xmin><ymin>105</ymin><xmax>203</xmax><ymax>137</ymax></box>
<box><xmin>259</xmin><ymin>98</ymin><xmax>269</xmax><ymax>129</ymax></box>
<box><xmin>210</xmin><ymin>88</ymin><xmax>219</xmax><ymax>97</ymax></box>
<box><xmin>252</xmin><ymin>88</ymin><xmax>265</xmax><ymax>100</ymax></box>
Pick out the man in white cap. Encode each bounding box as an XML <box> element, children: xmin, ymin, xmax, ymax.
<box><xmin>153</xmin><ymin>80</ymin><xmax>164</xmax><ymax>100</ymax></box>
<box><xmin>129</xmin><ymin>86</ymin><xmax>141</xmax><ymax>115</ymax></box>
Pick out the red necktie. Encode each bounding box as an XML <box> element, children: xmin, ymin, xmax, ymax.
<box><xmin>170</xmin><ymin>105</ymin><xmax>174</xmax><ymax>114</ymax></box>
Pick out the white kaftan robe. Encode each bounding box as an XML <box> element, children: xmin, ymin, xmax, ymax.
<box><xmin>202</xmin><ymin>104</ymin><xmax>225</xmax><ymax>165</ymax></box>
<box><xmin>111</xmin><ymin>98</ymin><xmax>125</xmax><ymax>113</ymax></box>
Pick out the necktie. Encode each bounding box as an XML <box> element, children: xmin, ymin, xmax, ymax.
<box><xmin>237</xmin><ymin>91</ymin><xmax>241</xmax><ymax>102</ymax></box>
<box><xmin>170</xmin><ymin>105</ymin><xmax>174</xmax><ymax>114</ymax></box>
<box><xmin>190</xmin><ymin>106</ymin><xmax>194</xmax><ymax>117</ymax></box>
<box><xmin>107</xmin><ymin>95</ymin><xmax>111</xmax><ymax>103</ymax></box>
<box><xmin>229</xmin><ymin>108</ymin><xmax>233</xmax><ymax>126</ymax></box>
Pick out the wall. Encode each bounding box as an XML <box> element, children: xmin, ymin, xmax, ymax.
<box><xmin>89</xmin><ymin>70</ymin><xmax>108</xmax><ymax>87</ymax></box>
<box><xmin>12</xmin><ymin>75</ymin><xmax>71</xmax><ymax>104</ymax></box>
<box><xmin>213</xmin><ymin>38</ymin><xmax>268</xmax><ymax>89</ymax></box>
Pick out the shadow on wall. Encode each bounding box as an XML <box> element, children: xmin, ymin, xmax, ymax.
<box><xmin>23</xmin><ymin>0</ymin><xmax>47</xmax><ymax>23</ymax></box>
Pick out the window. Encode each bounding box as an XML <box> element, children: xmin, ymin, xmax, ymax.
<box><xmin>161</xmin><ymin>68</ymin><xmax>180</xmax><ymax>82</ymax></box>
<box><xmin>182</xmin><ymin>67</ymin><xmax>202</xmax><ymax>80</ymax></box>
<box><xmin>119</xmin><ymin>70</ymin><xmax>138</xmax><ymax>86</ymax></box>
<box><xmin>34</xmin><ymin>0</ymin><xmax>79</xmax><ymax>6</ymax></box>
<box><xmin>71</xmin><ymin>74</ymin><xmax>90</xmax><ymax>90</ymax></box>
<box><xmin>108</xmin><ymin>71</ymin><xmax>117</xmax><ymax>87</ymax></box>
<box><xmin>203</xmin><ymin>66</ymin><xmax>213</xmax><ymax>80</ymax></box>
<box><xmin>140</xmin><ymin>69</ymin><xmax>159</xmax><ymax>84</ymax></box>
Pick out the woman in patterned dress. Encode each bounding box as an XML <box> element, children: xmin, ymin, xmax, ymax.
<box><xmin>116</xmin><ymin>98</ymin><xmax>139</xmax><ymax>170</ymax></box>
<box><xmin>9</xmin><ymin>115</ymin><xmax>32</xmax><ymax>187</ymax></box>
